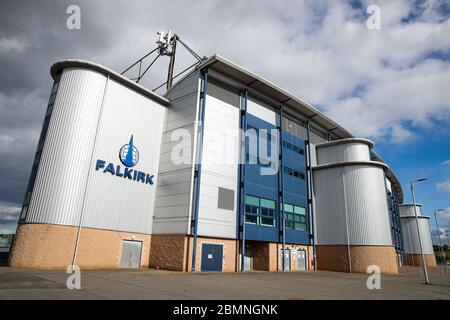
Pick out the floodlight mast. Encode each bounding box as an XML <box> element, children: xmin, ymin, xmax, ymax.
<box><xmin>121</xmin><ymin>31</ymin><xmax>203</xmax><ymax>91</ymax></box>
<box><xmin>156</xmin><ymin>31</ymin><xmax>178</xmax><ymax>90</ymax></box>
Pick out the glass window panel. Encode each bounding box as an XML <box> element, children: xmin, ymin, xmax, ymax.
<box><xmin>260</xmin><ymin>198</ymin><xmax>275</xmax><ymax>209</ymax></box>
<box><xmin>24</xmin><ymin>191</ymin><xmax>32</xmax><ymax>205</ymax></box>
<box><xmin>294</xmin><ymin>206</ymin><xmax>306</xmax><ymax>215</ymax></box>
<box><xmin>245</xmin><ymin>214</ymin><xmax>258</xmax><ymax>224</ymax></box>
<box><xmin>20</xmin><ymin>206</ymin><xmax>28</xmax><ymax>219</ymax></box>
<box><xmin>51</xmin><ymin>81</ymin><xmax>59</xmax><ymax>94</ymax></box>
<box><xmin>46</xmin><ymin>103</ymin><xmax>53</xmax><ymax>117</ymax></box>
<box><xmin>48</xmin><ymin>93</ymin><xmax>56</xmax><ymax>105</ymax></box>
<box><xmin>284</xmin><ymin>204</ymin><xmax>294</xmax><ymax>213</ymax></box>
<box><xmin>245</xmin><ymin>195</ymin><xmax>259</xmax><ymax>206</ymax></box>
<box><xmin>261</xmin><ymin>217</ymin><xmax>275</xmax><ymax>227</ymax></box>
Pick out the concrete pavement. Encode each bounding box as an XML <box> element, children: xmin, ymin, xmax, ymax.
<box><xmin>0</xmin><ymin>266</ymin><xmax>449</xmax><ymax>300</ymax></box>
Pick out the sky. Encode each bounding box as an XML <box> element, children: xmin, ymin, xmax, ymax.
<box><xmin>0</xmin><ymin>0</ymin><xmax>449</xmax><ymax>244</ymax></box>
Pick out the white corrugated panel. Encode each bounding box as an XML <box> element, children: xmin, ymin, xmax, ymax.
<box><xmin>399</xmin><ymin>204</ymin><xmax>422</xmax><ymax>217</ymax></box>
<box><xmin>314</xmin><ymin>164</ymin><xmax>392</xmax><ymax>245</ymax></box>
<box><xmin>26</xmin><ymin>68</ymin><xmax>107</xmax><ymax>226</ymax></box>
<box><xmin>197</xmin><ymin>88</ymin><xmax>240</xmax><ymax>239</ymax></box>
<box><xmin>401</xmin><ymin>216</ymin><xmax>434</xmax><ymax>254</ymax></box>
<box><xmin>247</xmin><ymin>97</ymin><xmax>276</xmax><ymax>125</ymax></box>
<box><xmin>316</xmin><ymin>142</ymin><xmax>370</xmax><ymax>165</ymax></box>
<box><xmin>343</xmin><ymin>165</ymin><xmax>392</xmax><ymax>245</ymax></box>
<box><xmin>314</xmin><ymin>167</ymin><xmax>348</xmax><ymax>245</ymax></box>
<box><xmin>153</xmin><ymin>71</ymin><xmax>200</xmax><ymax>234</ymax></box>
<box><xmin>27</xmin><ymin>67</ymin><xmax>168</xmax><ymax>235</ymax></box>
<box><xmin>82</xmin><ymin>79</ymin><xmax>166</xmax><ymax>234</ymax></box>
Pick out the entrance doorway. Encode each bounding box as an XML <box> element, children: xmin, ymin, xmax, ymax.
<box><xmin>120</xmin><ymin>240</ymin><xmax>142</xmax><ymax>268</ymax></box>
<box><xmin>279</xmin><ymin>248</ymin><xmax>291</xmax><ymax>271</ymax></box>
<box><xmin>201</xmin><ymin>243</ymin><xmax>223</xmax><ymax>272</ymax></box>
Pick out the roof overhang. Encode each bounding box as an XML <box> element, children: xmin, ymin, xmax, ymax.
<box><xmin>193</xmin><ymin>54</ymin><xmax>404</xmax><ymax>202</ymax></box>
<box><xmin>195</xmin><ymin>55</ymin><xmax>354</xmax><ymax>139</ymax></box>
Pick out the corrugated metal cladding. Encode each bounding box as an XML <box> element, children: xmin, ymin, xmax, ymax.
<box><xmin>197</xmin><ymin>82</ymin><xmax>240</xmax><ymax>239</ymax></box>
<box><xmin>313</xmin><ymin>139</ymin><xmax>392</xmax><ymax>246</ymax></box>
<box><xmin>152</xmin><ymin>71</ymin><xmax>200</xmax><ymax>235</ymax></box>
<box><xmin>314</xmin><ymin>165</ymin><xmax>392</xmax><ymax>245</ymax></box>
<box><xmin>316</xmin><ymin>141</ymin><xmax>371</xmax><ymax>165</ymax></box>
<box><xmin>27</xmin><ymin>67</ymin><xmax>167</xmax><ymax>234</ymax></box>
<box><xmin>26</xmin><ymin>68</ymin><xmax>107</xmax><ymax>226</ymax></box>
<box><xmin>399</xmin><ymin>204</ymin><xmax>422</xmax><ymax>217</ymax></box>
<box><xmin>401</xmin><ymin>217</ymin><xmax>434</xmax><ymax>255</ymax></box>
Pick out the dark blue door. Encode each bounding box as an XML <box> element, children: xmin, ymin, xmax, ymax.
<box><xmin>201</xmin><ymin>244</ymin><xmax>223</xmax><ymax>272</ymax></box>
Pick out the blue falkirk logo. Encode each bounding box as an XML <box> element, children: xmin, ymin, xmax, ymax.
<box><xmin>119</xmin><ymin>135</ymin><xmax>139</xmax><ymax>167</ymax></box>
<box><xmin>95</xmin><ymin>135</ymin><xmax>153</xmax><ymax>185</ymax></box>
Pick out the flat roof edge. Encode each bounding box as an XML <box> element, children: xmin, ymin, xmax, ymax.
<box><xmin>315</xmin><ymin>138</ymin><xmax>374</xmax><ymax>149</ymax></box>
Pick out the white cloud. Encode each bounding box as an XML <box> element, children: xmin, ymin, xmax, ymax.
<box><xmin>0</xmin><ymin>229</ymin><xmax>15</xmax><ymax>235</ymax></box>
<box><xmin>0</xmin><ymin>201</ymin><xmax>21</xmax><ymax>232</ymax></box>
<box><xmin>436</xmin><ymin>179</ymin><xmax>450</xmax><ymax>195</ymax></box>
<box><xmin>442</xmin><ymin>160</ymin><xmax>450</xmax><ymax>165</ymax></box>
<box><xmin>0</xmin><ymin>38</ymin><xmax>26</xmax><ymax>52</ymax></box>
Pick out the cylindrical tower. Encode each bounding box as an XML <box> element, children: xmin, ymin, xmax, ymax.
<box><xmin>313</xmin><ymin>138</ymin><xmax>398</xmax><ymax>273</ymax></box>
<box><xmin>399</xmin><ymin>204</ymin><xmax>436</xmax><ymax>267</ymax></box>
<box><xmin>9</xmin><ymin>60</ymin><xmax>168</xmax><ymax>269</ymax></box>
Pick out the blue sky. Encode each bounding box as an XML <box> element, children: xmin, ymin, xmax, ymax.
<box><xmin>0</xmin><ymin>0</ymin><xmax>449</xmax><ymax>244</ymax></box>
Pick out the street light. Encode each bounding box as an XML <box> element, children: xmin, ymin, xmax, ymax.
<box><xmin>410</xmin><ymin>178</ymin><xmax>429</xmax><ymax>284</ymax></box>
<box><xmin>434</xmin><ymin>209</ymin><xmax>447</xmax><ymax>273</ymax></box>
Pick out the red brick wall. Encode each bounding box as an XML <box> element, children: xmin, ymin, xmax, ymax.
<box><xmin>317</xmin><ymin>245</ymin><xmax>398</xmax><ymax>273</ymax></box>
<box><xmin>9</xmin><ymin>223</ymin><xmax>151</xmax><ymax>269</ymax></box>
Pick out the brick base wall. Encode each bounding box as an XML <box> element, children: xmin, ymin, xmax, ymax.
<box><xmin>149</xmin><ymin>234</ymin><xmax>187</xmax><ymax>271</ymax></box>
<box><xmin>316</xmin><ymin>245</ymin><xmax>398</xmax><ymax>274</ymax></box>
<box><xmin>405</xmin><ymin>254</ymin><xmax>437</xmax><ymax>267</ymax></box>
<box><xmin>246</xmin><ymin>241</ymin><xmax>313</xmax><ymax>271</ymax></box>
<box><xmin>9</xmin><ymin>223</ymin><xmax>151</xmax><ymax>269</ymax></box>
<box><xmin>149</xmin><ymin>235</ymin><xmax>238</xmax><ymax>272</ymax></box>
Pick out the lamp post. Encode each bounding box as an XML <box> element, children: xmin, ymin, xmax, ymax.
<box><xmin>410</xmin><ymin>178</ymin><xmax>429</xmax><ymax>284</ymax></box>
<box><xmin>434</xmin><ymin>209</ymin><xmax>447</xmax><ymax>273</ymax></box>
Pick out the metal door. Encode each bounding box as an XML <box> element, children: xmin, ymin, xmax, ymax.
<box><xmin>279</xmin><ymin>248</ymin><xmax>291</xmax><ymax>271</ymax></box>
<box><xmin>244</xmin><ymin>246</ymin><xmax>253</xmax><ymax>271</ymax></box>
<box><xmin>120</xmin><ymin>240</ymin><xmax>142</xmax><ymax>268</ymax></box>
<box><xmin>297</xmin><ymin>250</ymin><xmax>307</xmax><ymax>271</ymax></box>
<box><xmin>201</xmin><ymin>244</ymin><xmax>223</xmax><ymax>272</ymax></box>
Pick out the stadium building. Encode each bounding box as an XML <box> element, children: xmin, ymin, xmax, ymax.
<box><xmin>8</xmin><ymin>54</ymin><xmax>423</xmax><ymax>273</ymax></box>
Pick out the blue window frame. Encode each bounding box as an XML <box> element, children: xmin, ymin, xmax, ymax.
<box><xmin>245</xmin><ymin>195</ymin><xmax>276</xmax><ymax>227</ymax></box>
<box><xmin>283</xmin><ymin>203</ymin><xmax>307</xmax><ymax>231</ymax></box>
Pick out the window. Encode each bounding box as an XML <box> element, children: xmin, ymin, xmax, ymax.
<box><xmin>283</xmin><ymin>204</ymin><xmax>307</xmax><ymax>231</ymax></box>
<box><xmin>282</xmin><ymin>140</ymin><xmax>304</xmax><ymax>155</ymax></box>
<box><xmin>260</xmin><ymin>198</ymin><xmax>276</xmax><ymax>227</ymax></box>
<box><xmin>283</xmin><ymin>166</ymin><xmax>305</xmax><ymax>180</ymax></box>
<box><xmin>20</xmin><ymin>79</ymin><xmax>59</xmax><ymax>221</ymax></box>
<box><xmin>245</xmin><ymin>195</ymin><xmax>276</xmax><ymax>228</ymax></box>
<box><xmin>245</xmin><ymin>195</ymin><xmax>259</xmax><ymax>225</ymax></box>
<box><xmin>218</xmin><ymin>187</ymin><xmax>234</xmax><ymax>210</ymax></box>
